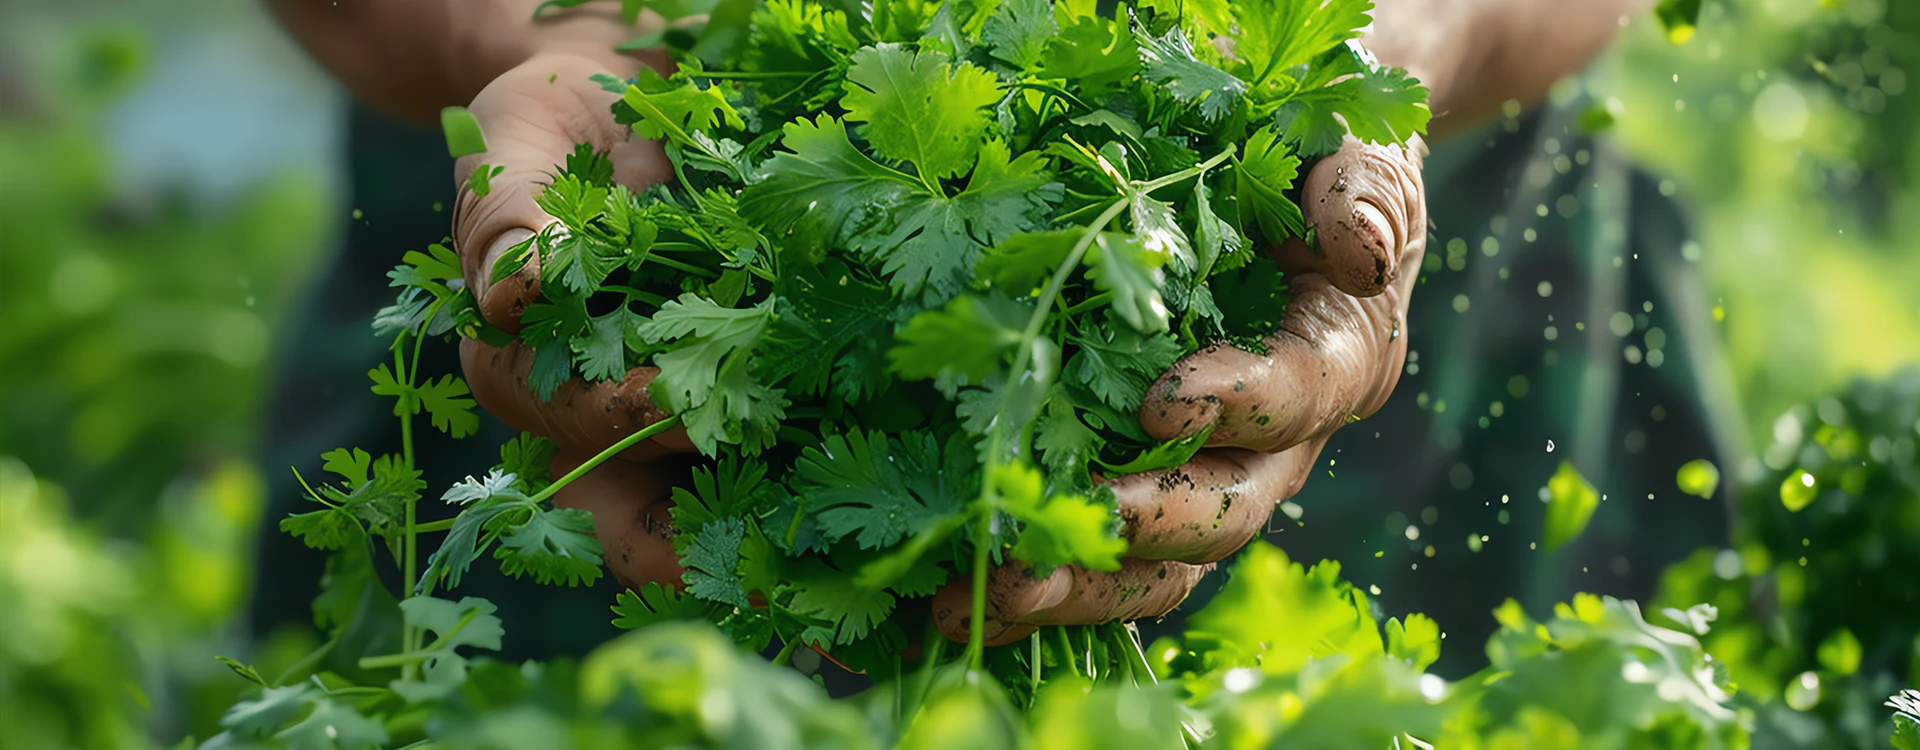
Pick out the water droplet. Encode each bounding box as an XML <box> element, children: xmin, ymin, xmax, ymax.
<box><xmin>1784</xmin><ymin>670</ymin><xmax>1821</xmax><ymax>711</ymax></box>
<box><xmin>1546</xmin><ymin>439</ymin><xmax>1556</xmax><ymax>453</ymax></box>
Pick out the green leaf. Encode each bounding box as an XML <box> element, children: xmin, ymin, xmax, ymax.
<box><xmin>795</xmin><ymin>430</ymin><xmax>975</xmax><ymax>550</ymax></box>
<box><xmin>841</xmin><ymin>44</ymin><xmax>1000</xmax><ymax>179</ymax></box>
<box><xmin>322</xmin><ymin>447</ymin><xmax>374</xmax><ymax>488</ymax></box>
<box><xmin>414</xmin><ymin>375</ymin><xmax>479</xmax><ymax>438</ymax></box>
<box><xmin>1816</xmin><ymin>628</ymin><xmax>1862</xmax><ymax>675</ymax></box>
<box><xmin>440</xmin><ymin>106</ymin><xmax>487</xmax><ymax>157</ymax></box>
<box><xmin>496</xmin><ymin>507</ymin><xmax>605</xmax><ymax>587</ymax></box>
<box><xmin>1232</xmin><ymin>0</ymin><xmax>1372</xmax><ymax>89</ymax></box>
<box><xmin>398</xmin><ymin>596</ymin><xmax>505</xmax><ymax>652</ymax></box>
<box><xmin>760</xmin><ymin>259</ymin><xmax>895</xmax><ymax>400</ymax></box>
<box><xmin>787</xmin><ymin>560</ymin><xmax>897</xmax><ymax>645</ymax></box>
<box><xmin>1542</xmin><ymin>461</ymin><xmax>1599</xmax><ymax>551</ymax></box>
<box><xmin>1066</xmin><ymin>323</ymin><xmax>1183</xmax><ymax>414</ymax></box>
<box><xmin>636</xmin><ymin>295</ymin><xmax>781</xmax><ymax>453</ymax></box>
<box><xmin>622</xmin><ymin>68</ymin><xmax>746</xmax><ymax>142</ymax></box>
<box><xmin>982</xmin><ymin>0</ymin><xmax>1055</xmax><ymax>69</ymax></box>
<box><xmin>993</xmin><ymin>462</ymin><xmax>1126</xmax><ymax>574</ymax></box>
<box><xmin>1385</xmin><ymin>614</ymin><xmax>1441</xmax><ymax>671</ymax></box>
<box><xmin>497</xmin><ymin>432</ymin><xmax>556</xmax><ymax>492</ymax></box>
<box><xmin>1086</xmin><ymin>232</ymin><xmax>1169</xmax><ymax>334</ymax></box>
<box><xmin>979</xmin><ymin>230</ymin><xmax>1080</xmax><ymax>297</ymax></box>
<box><xmin>1187</xmin><ymin>544</ymin><xmax>1382</xmax><ymax>672</ymax></box>
<box><xmin>1139</xmin><ymin>27</ymin><xmax>1245</xmax><ymax>121</ymax></box>
<box><xmin>612</xmin><ymin>582</ymin><xmax>716</xmax><ymax>630</ymax></box>
<box><xmin>1895</xmin><ymin>714</ymin><xmax>1920</xmax><ymax>750</ymax></box>
<box><xmin>280</xmin><ymin>508</ymin><xmax>360</xmax><ymax>551</ymax></box>
<box><xmin>669</xmin><ymin>455</ymin><xmax>778</xmax><ymax>536</ymax></box>
<box><xmin>466</xmin><ymin>164</ymin><xmax>504</xmax><ymax>197</ymax></box>
<box><xmin>1035</xmin><ymin>391</ymin><xmax>1101</xmax><ymax>483</ymax></box>
<box><xmin>1675</xmin><ymin>459</ymin><xmax>1720</xmax><ymax>499</ymax></box>
<box><xmin>683</xmin><ymin>516</ymin><xmax>751</xmax><ymax>607</ymax></box>
<box><xmin>221</xmin><ymin>685</ymin><xmax>315</xmax><ymax>737</ymax></box>
<box><xmin>890</xmin><ymin>294</ymin><xmax>1027</xmax><ymax>382</ymax></box>
<box><xmin>860</xmin><ymin>141</ymin><xmax>1061</xmax><ymax>300</ymax></box>
<box><xmin>214</xmin><ymin>656</ymin><xmax>267</xmax><ymax>687</ymax></box>
<box><xmin>1234</xmin><ymin>125</ymin><xmax>1305</xmax><ymax>245</ymax></box>
<box><xmin>1040</xmin><ymin>9</ymin><xmax>1139</xmax><ymax>97</ymax></box>
<box><xmin>1211</xmin><ymin>256</ymin><xmax>1289</xmax><ymax>345</ymax></box>
<box><xmin>1276</xmin><ymin>48</ymin><xmax>1430</xmax><ymax>157</ymax></box>
<box><xmin>737</xmin><ymin>114</ymin><xmax>921</xmax><ymax>255</ymax></box>
<box><xmin>574</xmin><ymin>308</ymin><xmax>635</xmax><ymax>382</ymax></box>
<box><xmin>274</xmin><ymin>699</ymin><xmax>389</xmax><ymax>750</ymax></box>
<box><xmin>1096</xmin><ymin>423</ymin><xmax>1214</xmax><ymax>476</ymax></box>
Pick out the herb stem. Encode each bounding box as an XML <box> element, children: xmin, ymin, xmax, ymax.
<box><xmin>645</xmin><ymin>254</ymin><xmax>722</xmax><ymax>279</ymax></box>
<box><xmin>531</xmin><ymin>415</ymin><xmax>684</xmax><ymax>504</ymax></box>
<box><xmin>1062</xmin><ymin>292</ymin><xmax>1113</xmax><ymax>317</ymax></box>
<box><xmin>771</xmin><ymin>635</ymin><xmax>805</xmax><ymax>667</ymax></box>
<box><xmin>1134</xmin><ymin>145</ymin><xmax>1237</xmax><ymax>195</ymax></box>
<box><xmin>414</xmin><ymin>518</ymin><xmax>454</xmax><ymax>534</ymax></box>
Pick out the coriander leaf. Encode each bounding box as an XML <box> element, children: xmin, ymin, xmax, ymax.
<box><xmin>1096</xmin><ymin>423</ymin><xmax>1214</xmax><ymax>475</ymax></box>
<box><xmin>1276</xmin><ymin>48</ymin><xmax>1430</xmax><ymax>156</ymax></box>
<box><xmin>222</xmin><ymin>685</ymin><xmax>314</xmax><ymax>737</ymax></box>
<box><xmin>423</xmin><ymin>476</ymin><xmax>530</xmax><ymax>591</ymax></box>
<box><xmin>574</xmin><ymin>308</ymin><xmax>636</xmax><ymax>382</ymax></box>
<box><xmin>1233</xmin><ymin>0</ymin><xmax>1372</xmax><ymax>90</ymax></box>
<box><xmin>841</xmin><ymin>44</ymin><xmax>1001</xmax><ymax>180</ymax></box>
<box><xmin>1034</xmin><ymin>389</ymin><xmax>1101</xmax><ymax>483</ymax></box>
<box><xmin>415</xmin><ymin>375</ymin><xmax>479</xmax><ymax>438</ymax></box>
<box><xmin>761</xmin><ymin>259</ymin><xmax>895</xmax><ymax>399</ymax></box>
<box><xmin>622</xmin><ymin>67</ymin><xmax>745</xmax><ymax>143</ymax></box>
<box><xmin>322</xmin><ymin>447</ymin><xmax>374</xmax><ymax>488</ymax></box>
<box><xmin>273</xmin><ymin>699</ymin><xmax>388</xmax><ymax>750</ymax></box>
<box><xmin>683</xmin><ymin>516</ymin><xmax>751</xmax><ymax>607</ymax></box>
<box><xmin>890</xmin><ymin>294</ymin><xmax>1028</xmax><ymax>382</ymax></box>
<box><xmin>1193</xmin><ymin>175</ymin><xmax>1247</xmax><ymax>273</ymax></box>
<box><xmin>637</xmin><ymin>295</ymin><xmax>778</xmax><ymax>453</ymax></box>
<box><xmin>441</xmin><ymin>469</ymin><xmax>520</xmax><ymax>506</ymax></box>
<box><xmin>564</xmin><ymin>142</ymin><xmax>616</xmax><ymax>187</ymax></box>
<box><xmin>787</xmin><ymin>560</ymin><xmax>897</xmax><ymax>645</ymax></box>
<box><xmin>978</xmin><ymin>229</ymin><xmax>1080</xmax><ymax>295</ymax></box>
<box><xmin>497</xmin><ymin>507</ymin><xmax>605</xmax><ymax>587</ymax></box>
<box><xmin>1234</xmin><ymin>125</ymin><xmax>1305</xmax><ymax>245</ymax></box>
<box><xmin>612</xmin><ymin>582</ymin><xmax>717</xmax><ymax>630</ymax></box>
<box><xmin>497</xmin><ymin>432</ymin><xmax>556</xmax><ymax>492</ymax></box>
<box><xmin>1067</xmin><ymin>322</ymin><xmax>1183</xmax><ymax>413</ymax></box>
<box><xmin>534</xmin><ymin>172</ymin><xmax>607</xmax><ymax>229</ymax></box>
<box><xmin>1211</xmin><ymin>256</ymin><xmax>1288</xmax><ymax>344</ymax></box>
<box><xmin>983</xmin><ymin>0</ymin><xmax>1055</xmax><ymax>69</ymax></box>
<box><xmin>1542</xmin><ymin>461</ymin><xmax>1599</xmax><ymax>551</ymax></box>
<box><xmin>1086</xmin><ymin>233</ymin><xmax>1170</xmax><ymax>334</ymax></box>
<box><xmin>1189</xmin><ymin>544</ymin><xmax>1382</xmax><ymax>672</ymax></box>
<box><xmin>856</xmin><ymin>140</ymin><xmax>1061</xmax><ymax>301</ymax></box>
<box><xmin>738</xmin><ymin>114</ymin><xmax>920</xmax><ymax>255</ymax></box>
<box><xmin>397</xmin><ymin>596</ymin><xmax>505</xmax><ymax>652</ymax></box>
<box><xmin>281</xmin><ymin>509</ymin><xmax>359</xmax><ymax>551</ymax></box>
<box><xmin>1385</xmin><ymin>614</ymin><xmax>1442</xmax><ymax>671</ymax></box>
<box><xmin>669</xmin><ymin>455</ymin><xmax>777</xmax><ymax>539</ymax></box>
<box><xmin>1040</xmin><ymin>9</ymin><xmax>1140</xmax><ymax>97</ymax></box>
<box><xmin>1139</xmin><ymin>27</ymin><xmax>1245</xmax><ymax>121</ymax></box>
<box><xmin>519</xmin><ymin>297</ymin><xmax>592</xmax><ymax>401</ymax></box>
<box><xmin>795</xmin><ymin>430</ymin><xmax>974</xmax><ymax>550</ymax></box>
<box><xmin>992</xmin><ymin>461</ymin><xmax>1126</xmax><ymax>574</ymax></box>
<box><xmin>440</xmin><ymin>106</ymin><xmax>487</xmax><ymax>157</ymax></box>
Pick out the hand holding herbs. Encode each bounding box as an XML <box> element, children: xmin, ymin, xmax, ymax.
<box><xmin>429</xmin><ymin>0</ymin><xmax>1430</xmax><ymax>667</ymax></box>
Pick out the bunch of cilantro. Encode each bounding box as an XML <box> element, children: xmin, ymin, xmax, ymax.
<box><xmin>426</xmin><ymin>0</ymin><xmax>1428</xmax><ymax>668</ymax></box>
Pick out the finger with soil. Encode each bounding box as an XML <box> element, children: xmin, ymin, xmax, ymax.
<box><xmin>460</xmin><ymin>337</ymin><xmax>696</xmax><ymax>459</ymax></box>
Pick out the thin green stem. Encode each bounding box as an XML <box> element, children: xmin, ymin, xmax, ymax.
<box><xmin>645</xmin><ymin>254</ymin><xmax>721</xmax><ymax>279</ymax></box>
<box><xmin>966</xmin><ymin>199</ymin><xmax>1129</xmax><ymax>672</ymax></box>
<box><xmin>1134</xmin><ymin>145</ymin><xmax>1237</xmax><ymax>195</ymax></box>
<box><xmin>531</xmin><ymin>415</ymin><xmax>684</xmax><ymax>504</ymax></box>
<box><xmin>1030</xmin><ymin>631</ymin><xmax>1043</xmax><ymax>693</ymax></box>
<box><xmin>1054</xmin><ymin>627</ymin><xmax>1078</xmax><ymax>678</ymax></box>
<box><xmin>771</xmin><ymin>635</ymin><xmax>805</xmax><ymax>667</ymax></box>
<box><xmin>688</xmin><ymin>70</ymin><xmax>814</xmax><ymax>79</ymax></box>
<box><xmin>1121</xmin><ymin>623</ymin><xmax>1158</xmax><ymax>686</ymax></box>
<box><xmin>413</xmin><ymin>518</ymin><xmax>454</xmax><ymax>534</ymax></box>
<box><xmin>1063</xmin><ymin>292</ymin><xmax>1113</xmax><ymax>318</ymax></box>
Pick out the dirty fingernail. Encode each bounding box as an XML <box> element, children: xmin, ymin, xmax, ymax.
<box><xmin>1354</xmin><ymin>199</ymin><xmax>1396</xmax><ymax>256</ymax></box>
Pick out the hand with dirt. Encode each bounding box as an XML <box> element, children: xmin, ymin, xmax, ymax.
<box><xmin>270</xmin><ymin>0</ymin><xmax>696</xmax><ymax>591</ymax></box>
<box><xmin>929</xmin><ymin>0</ymin><xmax>1648</xmax><ymax>644</ymax></box>
<box><xmin>930</xmin><ymin>136</ymin><xmax>1428</xmax><ymax>645</ymax></box>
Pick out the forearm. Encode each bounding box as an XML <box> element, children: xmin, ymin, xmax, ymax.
<box><xmin>1368</xmin><ymin>0</ymin><xmax>1650</xmax><ymax>140</ymax></box>
<box><xmin>268</xmin><ymin>0</ymin><xmax>634</xmax><ymax>126</ymax></box>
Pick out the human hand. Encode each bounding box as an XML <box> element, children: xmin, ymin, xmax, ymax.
<box><xmin>932</xmin><ymin>136</ymin><xmax>1428</xmax><ymax>645</ymax></box>
<box><xmin>452</xmin><ymin>39</ymin><xmax>696</xmax><ymax>592</ymax></box>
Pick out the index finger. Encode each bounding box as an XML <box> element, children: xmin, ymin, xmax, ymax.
<box><xmin>453</xmin><ymin>52</ymin><xmax>672</xmax><ymax>332</ymax></box>
<box><xmin>1140</xmin><ymin>138</ymin><xmax>1426</xmax><ymax>452</ymax></box>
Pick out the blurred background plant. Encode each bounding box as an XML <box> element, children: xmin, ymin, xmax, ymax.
<box><xmin>2</xmin><ymin>0</ymin><xmax>1920</xmax><ymax>746</ymax></box>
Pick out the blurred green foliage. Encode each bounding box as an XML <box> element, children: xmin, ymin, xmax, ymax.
<box><xmin>0</xmin><ymin>27</ymin><xmax>329</xmax><ymax>527</ymax></box>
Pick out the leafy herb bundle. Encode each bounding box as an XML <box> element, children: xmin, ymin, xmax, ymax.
<box><xmin>412</xmin><ymin>0</ymin><xmax>1428</xmax><ymax>669</ymax></box>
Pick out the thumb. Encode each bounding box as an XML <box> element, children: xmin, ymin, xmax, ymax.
<box><xmin>453</xmin><ymin>52</ymin><xmax>672</xmax><ymax>332</ymax></box>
